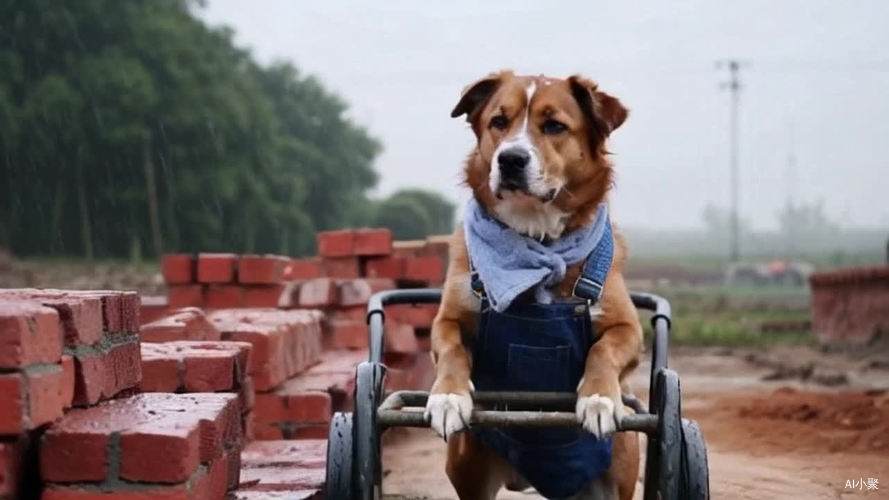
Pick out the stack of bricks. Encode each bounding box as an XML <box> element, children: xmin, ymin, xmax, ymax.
<box><xmin>162</xmin><ymin>253</ymin><xmax>293</xmax><ymax>310</ymax></box>
<box><xmin>0</xmin><ymin>288</ymin><xmax>245</xmax><ymax>499</ymax></box>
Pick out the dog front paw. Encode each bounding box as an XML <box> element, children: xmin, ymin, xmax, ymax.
<box><xmin>424</xmin><ymin>392</ymin><xmax>473</xmax><ymax>441</ymax></box>
<box><xmin>575</xmin><ymin>393</ymin><xmax>623</xmax><ymax>439</ymax></box>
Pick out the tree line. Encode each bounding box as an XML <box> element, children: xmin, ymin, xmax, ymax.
<box><xmin>0</xmin><ymin>0</ymin><xmax>453</xmax><ymax>259</ymax></box>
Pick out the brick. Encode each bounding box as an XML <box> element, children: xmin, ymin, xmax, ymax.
<box><xmin>204</xmin><ymin>285</ymin><xmax>245</xmax><ymax>309</ymax></box>
<box><xmin>298</xmin><ymin>278</ymin><xmax>338</xmax><ymax>307</ymax></box>
<box><xmin>141</xmin><ymin>308</ymin><xmax>220</xmax><ymax>343</ymax></box>
<box><xmin>316</xmin><ymin>230</ymin><xmax>354</xmax><ymax>258</ymax></box>
<box><xmin>321</xmin><ymin>257</ymin><xmax>361</xmax><ymax>279</ymax></box>
<box><xmin>810</xmin><ymin>266</ymin><xmax>889</xmax><ymax>343</ymax></box>
<box><xmin>338</xmin><ymin>278</ymin><xmax>395</xmax><ymax>307</ymax></box>
<box><xmin>254</xmin><ymin>390</ymin><xmax>331</xmax><ymax>427</ymax></box>
<box><xmin>0</xmin><ymin>438</ymin><xmax>26</xmax><ymax>499</ymax></box>
<box><xmin>239</xmin><ymin>255</ymin><xmax>289</xmax><ymax>284</ymax></box>
<box><xmin>237</xmin><ymin>440</ymin><xmax>325</xmax><ymax>494</ymax></box>
<box><xmin>119</xmin><ymin>291</ymin><xmax>141</xmax><ymax>332</ymax></box>
<box><xmin>60</xmin><ymin>355</ymin><xmax>75</xmax><ymax>408</ymax></box>
<box><xmin>252</xmin><ymin>421</ymin><xmax>284</xmax><ymax>440</ymax></box>
<box><xmin>284</xmin><ymin>258</ymin><xmax>323</xmax><ymax>281</ymax></box>
<box><xmin>353</xmin><ymin>228</ymin><xmax>392</xmax><ymax>256</ymax></box>
<box><xmin>0</xmin><ymin>367</ymin><xmax>65</xmax><ymax>434</ymax></box>
<box><xmin>0</xmin><ymin>300</ymin><xmax>62</xmax><ymax>369</ymax></box>
<box><xmin>265</xmin><ymin>350</ymin><xmax>365</xmax><ymax>412</ymax></box>
<box><xmin>391</xmin><ymin>239</ymin><xmax>426</xmax><ymax>258</ymax></box>
<box><xmin>41</xmin><ymin>296</ymin><xmax>103</xmax><ymax>347</ymax></box>
<box><xmin>404</xmin><ymin>255</ymin><xmax>444</xmax><ymax>283</ymax></box>
<box><xmin>140</xmin><ymin>341</ymin><xmax>252</xmax><ymax>393</ymax></box>
<box><xmin>41</xmin><ymin>393</ymin><xmax>240</xmax><ymax>484</ymax></box>
<box><xmin>364</xmin><ymin>256</ymin><xmax>406</xmax><ymax>279</ymax></box>
<box><xmin>244</xmin><ymin>285</ymin><xmax>286</xmax><ymax>308</ymax></box>
<box><xmin>79</xmin><ymin>291</ymin><xmax>122</xmax><ymax>333</ymax></box>
<box><xmin>327</xmin><ymin>319</ymin><xmax>416</xmax><ymax>353</ymax></box>
<box><xmin>197</xmin><ymin>253</ymin><xmax>238</xmax><ymax>284</ymax></box>
<box><xmin>140</xmin><ymin>295</ymin><xmax>169</xmax><ymax>326</ymax></box>
<box><xmin>326</xmin><ymin>306</ymin><xmax>366</xmax><ymax>323</ymax></box>
<box><xmin>71</xmin><ymin>335</ymin><xmax>141</xmax><ymax>407</ymax></box>
<box><xmin>239</xmin><ymin>376</ymin><xmax>256</xmax><ymax>413</ymax></box>
<box><xmin>387</xmin><ymin>303</ymin><xmax>439</xmax><ymax>328</ymax></box>
<box><xmin>167</xmin><ymin>285</ymin><xmax>203</xmax><ymax>309</ymax></box>
<box><xmin>42</xmin><ymin>484</ymin><xmax>193</xmax><ymax>500</ymax></box>
<box><xmin>385</xmin><ymin>351</ymin><xmax>435</xmax><ymax>392</ymax></box>
<box><xmin>209</xmin><ymin>310</ymin><xmax>324</xmax><ymax>392</ymax></box>
<box><xmin>161</xmin><ymin>254</ymin><xmax>195</xmax><ymax>284</ymax></box>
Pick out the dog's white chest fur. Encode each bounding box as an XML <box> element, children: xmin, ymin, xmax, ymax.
<box><xmin>492</xmin><ymin>199</ymin><xmax>569</xmax><ymax>240</ymax></box>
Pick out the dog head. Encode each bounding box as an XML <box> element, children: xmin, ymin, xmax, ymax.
<box><xmin>452</xmin><ymin>71</ymin><xmax>627</xmax><ymax>239</ymax></box>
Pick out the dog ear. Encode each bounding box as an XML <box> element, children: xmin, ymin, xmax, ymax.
<box><xmin>450</xmin><ymin>72</ymin><xmax>506</xmax><ymax>123</ymax></box>
<box><xmin>568</xmin><ymin>75</ymin><xmax>628</xmax><ymax>149</ymax></box>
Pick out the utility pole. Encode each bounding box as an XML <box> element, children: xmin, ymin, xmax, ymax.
<box><xmin>717</xmin><ymin>60</ymin><xmax>745</xmax><ymax>263</ymax></box>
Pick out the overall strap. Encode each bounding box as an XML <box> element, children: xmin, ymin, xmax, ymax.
<box><xmin>572</xmin><ymin>217</ymin><xmax>614</xmax><ymax>304</ymax></box>
<box><xmin>469</xmin><ymin>260</ymin><xmax>487</xmax><ymax>299</ymax></box>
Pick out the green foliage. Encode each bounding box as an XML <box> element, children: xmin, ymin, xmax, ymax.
<box><xmin>0</xmin><ymin>0</ymin><xmax>380</xmax><ymax>258</ymax></box>
<box><xmin>370</xmin><ymin>189</ymin><xmax>456</xmax><ymax>240</ymax></box>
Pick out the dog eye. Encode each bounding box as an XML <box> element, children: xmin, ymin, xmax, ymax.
<box><xmin>541</xmin><ymin>119</ymin><xmax>567</xmax><ymax>135</ymax></box>
<box><xmin>489</xmin><ymin>115</ymin><xmax>508</xmax><ymax>130</ymax></box>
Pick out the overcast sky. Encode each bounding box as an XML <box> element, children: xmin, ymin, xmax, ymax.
<box><xmin>199</xmin><ymin>0</ymin><xmax>889</xmax><ymax>230</ymax></box>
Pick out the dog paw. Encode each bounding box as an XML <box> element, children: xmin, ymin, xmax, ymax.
<box><xmin>424</xmin><ymin>392</ymin><xmax>473</xmax><ymax>441</ymax></box>
<box><xmin>575</xmin><ymin>393</ymin><xmax>623</xmax><ymax>439</ymax></box>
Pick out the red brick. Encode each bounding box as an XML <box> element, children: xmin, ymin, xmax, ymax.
<box><xmin>326</xmin><ymin>306</ymin><xmax>366</xmax><ymax>323</ymax></box>
<box><xmin>254</xmin><ymin>390</ymin><xmax>331</xmax><ymax>426</ymax></box>
<box><xmin>404</xmin><ymin>255</ymin><xmax>444</xmax><ymax>283</ymax></box>
<box><xmin>239</xmin><ymin>376</ymin><xmax>256</xmax><ymax>413</ymax></box>
<box><xmin>364</xmin><ymin>256</ymin><xmax>406</xmax><ymax>279</ymax></box>
<box><xmin>284</xmin><ymin>258</ymin><xmax>323</xmax><ymax>281</ymax></box>
<box><xmin>387</xmin><ymin>303</ymin><xmax>439</xmax><ymax>328</ymax></box>
<box><xmin>184</xmin><ymin>352</ymin><xmax>234</xmax><ymax>393</ymax></box>
<box><xmin>167</xmin><ymin>285</ymin><xmax>203</xmax><ymax>309</ymax></box>
<box><xmin>239</xmin><ymin>255</ymin><xmax>289</xmax><ymax>284</ymax></box>
<box><xmin>252</xmin><ymin>421</ymin><xmax>284</xmax><ymax>440</ymax></box>
<box><xmin>42</xmin><ymin>393</ymin><xmax>240</xmax><ymax>484</ymax></box>
<box><xmin>392</xmin><ymin>239</ymin><xmax>426</xmax><ymax>258</ymax></box>
<box><xmin>140</xmin><ymin>308</ymin><xmax>220</xmax><ymax>343</ymax></box>
<box><xmin>119</xmin><ymin>291</ymin><xmax>141</xmax><ymax>332</ymax></box>
<box><xmin>140</xmin><ymin>350</ymin><xmax>182</xmax><ymax>392</ymax></box>
<box><xmin>328</xmin><ymin>319</ymin><xmax>416</xmax><ymax>353</ymax></box>
<box><xmin>42</xmin><ymin>484</ymin><xmax>194</xmax><ymax>500</ymax></box>
<box><xmin>71</xmin><ymin>336</ymin><xmax>141</xmax><ymax>407</ymax></box>
<box><xmin>0</xmin><ymin>300</ymin><xmax>62</xmax><ymax>369</ymax></box>
<box><xmin>161</xmin><ymin>254</ymin><xmax>195</xmax><ymax>285</ymax></box>
<box><xmin>244</xmin><ymin>285</ymin><xmax>285</xmax><ymax>308</ymax></box>
<box><xmin>60</xmin><ymin>355</ymin><xmax>75</xmax><ymax>407</ymax></box>
<box><xmin>298</xmin><ymin>278</ymin><xmax>338</xmax><ymax>307</ymax></box>
<box><xmin>41</xmin><ymin>296</ymin><xmax>103</xmax><ymax>347</ymax></box>
<box><xmin>243</xmin><ymin>411</ymin><xmax>255</xmax><ymax>442</ymax></box>
<box><xmin>316</xmin><ymin>230</ymin><xmax>355</xmax><ymax>257</ymax></box>
<box><xmin>238</xmin><ymin>440</ymin><xmax>325</xmax><ymax>494</ymax></box>
<box><xmin>338</xmin><ymin>278</ymin><xmax>395</xmax><ymax>307</ymax></box>
<box><xmin>209</xmin><ymin>310</ymin><xmax>324</xmax><ymax>392</ymax></box>
<box><xmin>0</xmin><ymin>368</ymin><xmax>65</xmax><ymax>434</ymax></box>
<box><xmin>197</xmin><ymin>253</ymin><xmax>238</xmax><ymax>284</ymax></box>
<box><xmin>321</xmin><ymin>257</ymin><xmax>361</xmax><ymax>279</ymax></box>
<box><xmin>286</xmin><ymin>424</ymin><xmax>329</xmax><ymax>440</ymax></box>
<box><xmin>385</xmin><ymin>351</ymin><xmax>435</xmax><ymax>392</ymax></box>
<box><xmin>383</xmin><ymin>321</ymin><xmax>419</xmax><ymax>353</ymax></box>
<box><xmin>84</xmin><ymin>291</ymin><xmax>123</xmax><ymax>333</ymax></box>
<box><xmin>204</xmin><ymin>285</ymin><xmax>245</xmax><ymax>309</ymax></box>
<box><xmin>0</xmin><ymin>438</ymin><xmax>25</xmax><ymax>499</ymax></box>
<box><xmin>102</xmin><ymin>341</ymin><xmax>141</xmax><ymax>399</ymax></box>
<box><xmin>140</xmin><ymin>295</ymin><xmax>169</xmax><ymax>326</ymax></box>
<box><xmin>354</xmin><ymin>228</ymin><xmax>393</xmax><ymax>256</ymax></box>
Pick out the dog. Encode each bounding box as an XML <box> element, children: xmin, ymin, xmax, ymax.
<box><xmin>424</xmin><ymin>71</ymin><xmax>643</xmax><ymax>500</ymax></box>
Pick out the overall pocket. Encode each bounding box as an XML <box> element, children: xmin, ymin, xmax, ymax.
<box><xmin>506</xmin><ymin>343</ymin><xmax>571</xmax><ymax>391</ymax></box>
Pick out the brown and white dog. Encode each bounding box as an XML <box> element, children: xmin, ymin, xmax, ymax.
<box><xmin>425</xmin><ymin>71</ymin><xmax>643</xmax><ymax>499</ymax></box>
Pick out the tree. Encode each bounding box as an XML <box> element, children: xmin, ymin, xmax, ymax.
<box><xmin>0</xmin><ymin>0</ymin><xmax>382</xmax><ymax>258</ymax></box>
<box><xmin>370</xmin><ymin>189</ymin><xmax>456</xmax><ymax>239</ymax></box>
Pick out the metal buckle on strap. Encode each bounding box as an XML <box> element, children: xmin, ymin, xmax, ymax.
<box><xmin>573</xmin><ymin>275</ymin><xmax>603</xmax><ymax>304</ymax></box>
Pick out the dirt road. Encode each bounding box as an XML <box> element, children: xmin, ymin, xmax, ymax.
<box><xmin>381</xmin><ymin>346</ymin><xmax>889</xmax><ymax>499</ymax></box>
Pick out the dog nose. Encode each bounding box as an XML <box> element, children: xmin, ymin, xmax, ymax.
<box><xmin>498</xmin><ymin>148</ymin><xmax>530</xmax><ymax>178</ymax></box>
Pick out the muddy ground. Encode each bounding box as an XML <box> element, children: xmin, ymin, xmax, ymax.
<box><xmin>381</xmin><ymin>346</ymin><xmax>889</xmax><ymax>499</ymax></box>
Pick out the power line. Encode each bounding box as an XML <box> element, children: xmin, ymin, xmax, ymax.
<box><xmin>716</xmin><ymin>59</ymin><xmax>747</xmax><ymax>263</ymax></box>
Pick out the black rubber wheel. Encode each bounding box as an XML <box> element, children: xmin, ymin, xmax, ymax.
<box><xmin>649</xmin><ymin>368</ymin><xmax>682</xmax><ymax>500</ymax></box>
<box><xmin>354</xmin><ymin>361</ymin><xmax>386</xmax><ymax>500</ymax></box>
<box><xmin>680</xmin><ymin>418</ymin><xmax>710</xmax><ymax>499</ymax></box>
<box><xmin>325</xmin><ymin>412</ymin><xmax>355</xmax><ymax>500</ymax></box>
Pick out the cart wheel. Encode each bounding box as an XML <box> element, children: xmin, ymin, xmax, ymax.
<box><xmin>680</xmin><ymin>419</ymin><xmax>710</xmax><ymax>499</ymax></box>
<box><xmin>647</xmin><ymin>368</ymin><xmax>682</xmax><ymax>500</ymax></box>
<box><xmin>354</xmin><ymin>361</ymin><xmax>386</xmax><ymax>500</ymax></box>
<box><xmin>325</xmin><ymin>412</ymin><xmax>354</xmax><ymax>500</ymax></box>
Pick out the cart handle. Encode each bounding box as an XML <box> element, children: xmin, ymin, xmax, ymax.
<box><xmin>376</xmin><ymin>390</ymin><xmax>658</xmax><ymax>434</ymax></box>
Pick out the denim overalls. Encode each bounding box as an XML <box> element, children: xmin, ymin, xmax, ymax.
<box><xmin>468</xmin><ymin>220</ymin><xmax>614</xmax><ymax>499</ymax></box>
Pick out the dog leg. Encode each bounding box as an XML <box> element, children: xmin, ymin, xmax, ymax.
<box><xmin>426</xmin><ymin>314</ymin><xmax>474</xmax><ymax>440</ymax></box>
<box><xmin>447</xmin><ymin>432</ymin><xmax>512</xmax><ymax>500</ymax></box>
